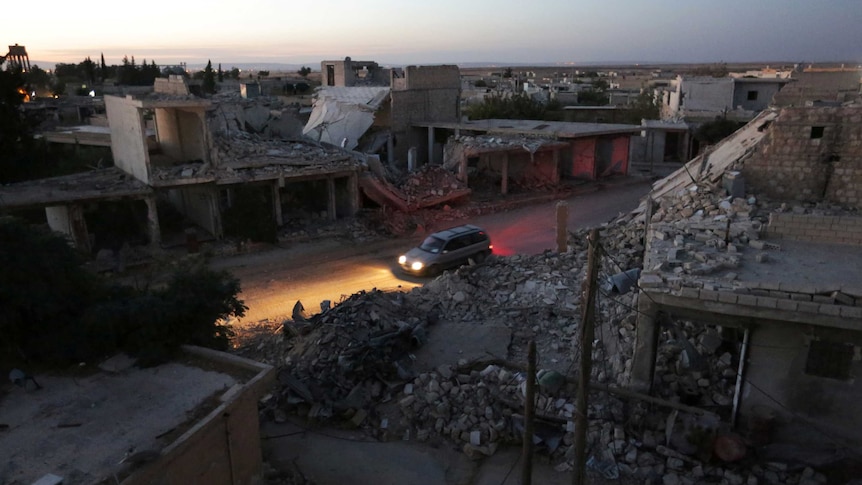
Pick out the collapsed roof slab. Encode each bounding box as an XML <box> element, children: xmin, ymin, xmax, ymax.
<box><xmin>303</xmin><ymin>86</ymin><xmax>391</xmax><ymax>150</ymax></box>
<box><xmin>416</xmin><ymin>119</ymin><xmax>643</xmax><ymax>139</ymax></box>
<box><xmin>0</xmin><ymin>167</ymin><xmax>152</xmax><ymax>210</ymax></box>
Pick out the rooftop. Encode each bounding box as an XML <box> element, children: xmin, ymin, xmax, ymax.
<box><xmin>416</xmin><ymin>119</ymin><xmax>642</xmax><ymax>138</ymax></box>
<box><xmin>0</xmin><ymin>348</ymin><xmax>267</xmax><ymax>484</ymax></box>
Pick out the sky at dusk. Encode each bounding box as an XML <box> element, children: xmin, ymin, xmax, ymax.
<box><xmin>9</xmin><ymin>0</ymin><xmax>862</xmax><ymax>68</ymax></box>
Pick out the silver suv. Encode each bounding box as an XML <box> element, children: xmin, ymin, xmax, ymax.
<box><xmin>398</xmin><ymin>224</ymin><xmax>492</xmax><ymax>276</ymax></box>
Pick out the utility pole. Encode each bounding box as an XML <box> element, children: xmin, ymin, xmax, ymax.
<box><xmin>521</xmin><ymin>340</ymin><xmax>537</xmax><ymax>485</ymax></box>
<box><xmin>556</xmin><ymin>201</ymin><xmax>569</xmax><ymax>253</ymax></box>
<box><xmin>574</xmin><ymin>228</ymin><xmax>600</xmax><ymax>485</ymax></box>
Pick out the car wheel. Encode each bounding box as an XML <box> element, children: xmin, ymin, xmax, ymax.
<box><xmin>473</xmin><ymin>251</ymin><xmax>486</xmax><ymax>264</ymax></box>
<box><xmin>425</xmin><ymin>265</ymin><xmax>440</xmax><ymax>276</ymax></box>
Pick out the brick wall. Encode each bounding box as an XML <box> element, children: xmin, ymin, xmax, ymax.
<box><xmin>742</xmin><ymin>106</ymin><xmax>862</xmax><ymax>208</ymax></box>
<box><xmin>767</xmin><ymin>213</ymin><xmax>862</xmax><ymax>245</ymax></box>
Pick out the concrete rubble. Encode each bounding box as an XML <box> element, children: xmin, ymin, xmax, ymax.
<box><xmin>247</xmin><ymin>193</ymin><xmax>836</xmax><ymax>483</ymax></box>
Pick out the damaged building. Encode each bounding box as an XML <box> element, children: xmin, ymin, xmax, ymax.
<box><xmin>0</xmin><ymin>75</ymin><xmax>367</xmax><ymax>257</ymax></box>
<box><xmin>248</xmin><ymin>103</ymin><xmax>862</xmax><ymax>484</ymax></box>
<box><xmin>631</xmin><ymin>104</ymin><xmax>862</xmax><ymax>462</ymax></box>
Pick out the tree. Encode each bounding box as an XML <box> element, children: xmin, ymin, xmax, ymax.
<box><xmin>298</xmin><ymin>66</ymin><xmax>312</xmax><ymax>77</ymax></box>
<box><xmin>217</xmin><ymin>63</ymin><xmax>223</xmax><ymax>82</ymax></box>
<box><xmin>621</xmin><ymin>89</ymin><xmax>661</xmax><ymax>124</ymax></box>
<box><xmin>258</xmin><ymin>70</ymin><xmax>270</xmax><ymax>78</ymax></box>
<box><xmin>100</xmin><ymin>53</ymin><xmax>107</xmax><ymax>82</ymax></box>
<box><xmin>0</xmin><ymin>216</ymin><xmax>246</xmax><ymax>367</ymax></box>
<box><xmin>0</xmin><ymin>217</ymin><xmax>104</xmax><ymax>363</ymax></box>
<box><xmin>0</xmin><ymin>57</ymin><xmax>33</xmax><ymax>178</ymax></box>
<box><xmin>466</xmin><ymin>92</ymin><xmax>549</xmax><ymax>121</ymax></box>
<box><xmin>694</xmin><ymin>118</ymin><xmax>742</xmax><ymax>145</ymax></box>
<box><xmin>228</xmin><ymin>67</ymin><xmax>241</xmax><ymax>80</ymax></box>
<box><xmin>503</xmin><ymin>67</ymin><xmax>513</xmax><ymax>78</ymax></box>
<box><xmin>82</xmin><ymin>56</ymin><xmax>96</xmax><ymax>85</ymax></box>
<box><xmin>202</xmin><ymin>60</ymin><xmax>216</xmax><ymax>94</ymax></box>
<box><xmin>24</xmin><ymin>65</ymin><xmax>51</xmax><ymax>92</ymax></box>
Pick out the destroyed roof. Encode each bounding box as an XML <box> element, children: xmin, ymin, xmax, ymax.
<box><xmin>634</xmin><ymin>108</ymin><xmax>862</xmax><ymax>327</ymax></box>
<box><xmin>151</xmin><ymin>134</ymin><xmax>365</xmax><ymax>187</ymax></box>
<box><xmin>450</xmin><ymin>133</ymin><xmax>569</xmax><ymax>155</ymax></box>
<box><xmin>415</xmin><ymin>118</ymin><xmax>643</xmax><ymax>138</ymax></box>
<box><xmin>636</xmin><ymin>109</ymin><xmax>780</xmax><ymax>215</ymax></box>
<box><xmin>309</xmin><ymin>86</ymin><xmax>390</xmax><ymax>108</ymax></box>
<box><xmin>303</xmin><ymin>86</ymin><xmax>391</xmax><ymax>151</ymax></box>
<box><xmin>37</xmin><ymin>125</ymin><xmax>142</xmax><ymax>148</ymax></box>
<box><xmin>0</xmin><ymin>167</ymin><xmax>152</xmax><ymax>210</ymax></box>
<box><xmin>107</xmin><ymin>92</ymin><xmax>210</xmax><ymax>108</ymax></box>
<box><xmin>641</xmin><ymin>119</ymin><xmax>690</xmax><ymax>131</ymax></box>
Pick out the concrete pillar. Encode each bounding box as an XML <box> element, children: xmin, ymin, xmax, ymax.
<box><xmin>272</xmin><ymin>181</ymin><xmax>283</xmax><ymax>227</ymax></box>
<box><xmin>552</xmin><ymin>149</ymin><xmax>561</xmax><ymax>184</ymax></box>
<box><xmin>630</xmin><ymin>296</ymin><xmax>660</xmax><ymax>392</ymax></box>
<box><xmin>387</xmin><ymin>134</ymin><xmax>394</xmax><ymax>166</ymax></box>
<box><xmin>144</xmin><ymin>196</ymin><xmax>161</xmax><ymax>249</ymax></box>
<box><xmin>347</xmin><ymin>172</ymin><xmax>359</xmax><ymax>216</ymax></box>
<box><xmin>407</xmin><ymin>147</ymin><xmax>417</xmax><ymax>172</ymax></box>
<box><xmin>46</xmin><ymin>204</ymin><xmax>91</xmax><ymax>253</ymax></box>
<box><xmin>458</xmin><ymin>154</ymin><xmax>468</xmax><ymax>183</ymax></box>
<box><xmin>501</xmin><ymin>152</ymin><xmax>509</xmax><ymax>195</ymax></box>
<box><xmin>427</xmin><ymin>127</ymin><xmax>435</xmax><ymax>164</ymax></box>
<box><xmin>327</xmin><ymin>176</ymin><xmax>337</xmax><ymax>221</ymax></box>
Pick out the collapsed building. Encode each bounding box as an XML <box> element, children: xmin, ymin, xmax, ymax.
<box><xmin>249</xmin><ymin>103</ymin><xmax>862</xmax><ymax>484</ymax></box>
<box><xmin>0</xmin><ymin>76</ymin><xmax>369</xmax><ymax>259</ymax></box>
<box><xmin>631</xmin><ymin>104</ymin><xmax>862</xmax><ymax>459</ymax></box>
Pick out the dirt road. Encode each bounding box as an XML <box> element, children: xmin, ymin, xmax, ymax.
<box><xmin>211</xmin><ymin>180</ymin><xmax>652</xmax><ymax>327</ymax></box>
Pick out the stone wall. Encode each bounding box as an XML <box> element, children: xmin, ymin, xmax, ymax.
<box><xmin>767</xmin><ymin>213</ymin><xmax>862</xmax><ymax>245</ymax></box>
<box><xmin>742</xmin><ymin>106</ymin><xmax>862</xmax><ymax>208</ymax></box>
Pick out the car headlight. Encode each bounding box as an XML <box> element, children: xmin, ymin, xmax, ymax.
<box><xmin>411</xmin><ymin>262</ymin><xmax>424</xmax><ymax>271</ymax></box>
<box><xmin>398</xmin><ymin>255</ymin><xmax>407</xmax><ymax>264</ymax></box>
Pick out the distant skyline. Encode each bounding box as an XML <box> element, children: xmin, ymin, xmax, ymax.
<box><xmin>9</xmin><ymin>0</ymin><xmax>862</xmax><ymax>69</ymax></box>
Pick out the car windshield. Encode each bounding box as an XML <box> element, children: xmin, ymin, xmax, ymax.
<box><xmin>419</xmin><ymin>236</ymin><xmax>446</xmax><ymax>254</ymax></box>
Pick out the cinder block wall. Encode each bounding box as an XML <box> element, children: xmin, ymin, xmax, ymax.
<box><xmin>742</xmin><ymin>107</ymin><xmax>862</xmax><ymax>208</ymax></box>
<box><xmin>767</xmin><ymin>213</ymin><xmax>862</xmax><ymax>246</ymax></box>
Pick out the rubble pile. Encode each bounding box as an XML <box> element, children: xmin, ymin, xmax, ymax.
<box><xmin>653</xmin><ymin>320</ymin><xmax>740</xmax><ymax>412</ymax></box>
<box><xmin>210</xmin><ymin>132</ymin><xmax>355</xmax><ymax>169</ymax></box>
<box><xmin>278</xmin><ymin>215</ymin><xmax>384</xmax><ymax>244</ymax></box>
<box><xmin>396</xmin><ymin>165</ymin><xmax>467</xmax><ymax>202</ymax></box>
<box><xmin>247</xmin><ymin>181</ymin><xmax>841</xmax><ymax>483</ymax></box>
<box><xmin>643</xmin><ymin>186</ymin><xmax>767</xmax><ymax>291</ymax></box>
<box><xmin>209</xmin><ymin>94</ymin><xmax>306</xmax><ymax>139</ymax></box>
<box><xmin>450</xmin><ymin>134</ymin><xmax>557</xmax><ymax>155</ymax></box>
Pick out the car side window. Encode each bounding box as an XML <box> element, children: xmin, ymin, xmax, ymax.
<box><xmin>445</xmin><ymin>235</ymin><xmax>468</xmax><ymax>252</ymax></box>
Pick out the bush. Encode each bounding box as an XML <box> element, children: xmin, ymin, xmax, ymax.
<box><xmin>1</xmin><ymin>217</ymin><xmax>246</xmax><ymax>368</ymax></box>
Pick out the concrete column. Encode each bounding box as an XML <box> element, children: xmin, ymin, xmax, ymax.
<box><xmin>408</xmin><ymin>147</ymin><xmax>417</xmax><ymax>172</ymax></box>
<box><xmin>387</xmin><ymin>134</ymin><xmax>394</xmax><ymax>166</ymax></box>
<box><xmin>427</xmin><ymin>127</ymin><xmax>435</xmax><ymax>164</ymax></box>
<box><xmin>46</xmin><ymin>204</ymin><xmax>91</xmax><ymax>253</ymax></box>
<box><xmin>501</xmin><ymin>152</ymin><xmax>509</xmax><ymax>195</ymax></box>
<box><xmin>347</xmin><ymin>172</ymin><xmax>359</xmax><ymax>216</ymax></box>
<box><xmin>630</xmin><ymin>296</ymin><xmax>660</xmax><ymax>392</ymax></box>
<box><xmin>144</xmin><ymin>195</ymin><xmax>162</xmax><ymax>249</ymax></box>
<box><xmin>327</xmin><ymin>176</ymin><xmax>337</xmax><ymax>221</ymax></box>
<box><xmin>552</xmin><ymin>149</ymin><xmax>561</xmax><ymax>184</ymax></box>
<box><xmin>458</xmin><ymin>154</ymin><xmax>468</xmax><ymax>183</ymax></box>
<box><xmin>272</xmin><ymin>181</ymin><xmax>283</xmax><ymax>227</ymax></box>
